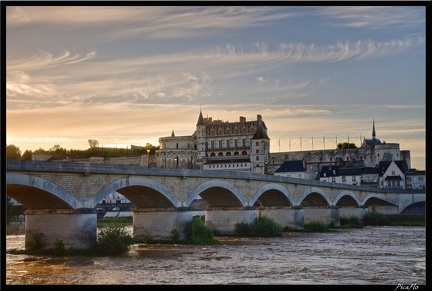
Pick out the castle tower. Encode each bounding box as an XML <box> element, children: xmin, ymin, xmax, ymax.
<box><xmin>250</xmin><ymin>115</ymin><xmax>270</xmax><ymax>174</ymax></box>
<box><xmin>195</xmin><ymin>110</ymin><xmax>207</xmax><ymax>169</ymax></box>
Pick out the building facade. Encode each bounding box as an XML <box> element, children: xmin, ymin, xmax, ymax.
<box><xmin>155</xmin><ymin>111</ymin><xmax>270</xmax><ymax>174</ymax></box>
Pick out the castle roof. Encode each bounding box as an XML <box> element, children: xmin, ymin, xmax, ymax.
<box><xmin>252</xmin><ymin>120</ymin><xmax>270</xmax><ymax>140</ymax></box>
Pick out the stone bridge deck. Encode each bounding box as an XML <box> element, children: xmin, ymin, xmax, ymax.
<box><xmin>5</xmin><ymin>160</ymin><xmax>425</xmax><ymax>250</ymax></box>
<box><xmin>6</xmin><ymin>160</ymin><xmax>424</xmax><ymax>213</ymax></box>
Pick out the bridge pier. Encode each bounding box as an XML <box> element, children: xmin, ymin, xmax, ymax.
<box><xmin>133</xmin><ymin>208</ymin><xmax>204</xmax><ymax>241</ymax></box>
<box><xmin>205</xmin><ymin>208</ymin><xmax>257</xmax><ymax>235</ymax></box>
<box><xmin>339</xmin><ymin>206</ymin><xmax>368</xmax><ymax>224</ymax></box>
<box><xmin>303</xmin><ymin>206</ymin><xmax>341</xmax><ymax>227</ymax></box>
<box><xmin>24</xmin><ymin>209</ymin><xmax>97</xmax><ymax>250</ymax></box>
<box><xmin>259</xmin><ymin>206</ymin><xmax>304</xmax><ymax>230</ymax></box>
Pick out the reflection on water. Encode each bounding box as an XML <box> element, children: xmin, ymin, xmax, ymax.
<box><xmin>6</xmin><ymin>225</ymin><xmax>426</xmax><ymax>285</ymax></box>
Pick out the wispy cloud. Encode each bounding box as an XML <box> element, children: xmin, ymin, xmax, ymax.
<box><xmin>315</xmin><ymin>6</ymin><xmax>425</xmax><ymax>29</ymax></box>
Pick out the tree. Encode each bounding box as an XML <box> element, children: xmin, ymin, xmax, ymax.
<box><xmin>33</xmin><ymin>148</ymin><xmax>47</xmax><ymax>154</ymax></box>
<box><xmin>6</xmin><ymin>144</ymin><xmax>21</xmax><ymax>160</ymax></box>
<box><xmin>21</xmin><ymin>150</ymin><xmax>33</xmax><ymax>160</ymax></box>
<box><xmin>337</xmin><ymin>142</ymin><xmax>357</xmax><ymax>149</ymax></box>
<box><xmin>49</xmin><ymin>144</ymin><xmax>67</xmax><ymax>155</ymax></box>
<box><xmin>88</xmin><ymin>139</ymin><xmax>99</xmax><ymax>148</ymax></box>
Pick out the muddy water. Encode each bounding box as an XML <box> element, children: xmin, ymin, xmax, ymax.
<box><xmin>5</xmin><ymin>225</ymin><xmax>426</xmax><ymax>285</ymax></box>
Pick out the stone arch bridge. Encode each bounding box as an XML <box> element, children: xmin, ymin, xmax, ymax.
<box><xmin>6</xmin><ymin>160</ymin><xmax>425</xmax><ymax>250</ymax></box>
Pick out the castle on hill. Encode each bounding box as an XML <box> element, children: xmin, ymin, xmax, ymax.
<box><xmin>153</xmin><ymin>111</ymin><xmax>412</xmax><ymax>176</ymax></box>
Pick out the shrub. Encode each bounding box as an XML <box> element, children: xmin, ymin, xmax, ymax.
<box><xmin>234</xmin><ymin>216</ymin><xmax>283</xmax><ymax>237</ymax></box>
<box><xmin>184</xmin><ymin>216</ymin><xmax>219</xmax><ymax>245</ymax></box>
<box><xmin>303</xmin><ymin>220</ymin><xmax>329</xmax><ymax>232</ymax></box>
<box><xmin>93</xmin><ymin>220</ymin><xmax>134</xmax><ymax>255</ymax></box>
<box><xmin>364</xmin><ymin>210</ymin><xmax>391</xmax><ymax>226</ymax></box>
<box><xmin>133</xmin><ymin>230</ymin><xmax>154</xmax><ymax>244</ymax></box>
<box><xmin>27</xmin><ymin>230</ymin><xmax>45</xmax><ymax>251</ymax></box>
<box><xmin>340</xmin><ymin>215</ymin><xmax>363</xmax><ymax>229</ymax></box>
<box><xmin>170</xmin><ymin>228</ymin><xmax>180</xmax><ymax>244</ymax></box>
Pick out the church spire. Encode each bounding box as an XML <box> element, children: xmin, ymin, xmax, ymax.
<box><xmin>372</xmin><ymin>119</ymin><xmax>376</xmax><ymax>140</ymax></box>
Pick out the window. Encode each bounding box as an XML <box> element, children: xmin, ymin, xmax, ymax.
<box><xmin>342</xmin><ymin>176</ymin><xmax>346</xmax><ymax>182</ymax></box>
<box><xmin>256</xmin><ymin>141</ymin><xmax>259</xmax><ymax>146</ymax></box>
<box><xmin>256</xmin><ymin>149</ymin><xmax>259</xmax><ymax>154</ymax></box>
<box><xmin>256</xmin><ymin>156</ymin><xmax>259</xmax><ymax>161</ymax></box>
<box><xmin>392</xmin><ymin>171</ymin><xmax>395</xmax><ymax>175</ymax></box>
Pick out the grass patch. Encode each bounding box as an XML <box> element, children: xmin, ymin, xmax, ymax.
<box><xmin>340</xmin><ymin>215</ymin><xmax>363</xmax><ymax>229</ymax></box>
<box><xmin>387</xmin><ymin>215</ymin><xmax>425</xmax><ymax>227</ymax></box>
<box><xmin>234</xmin><ymin>216</ymin><xmax>283</xmax><ymax>237</ymax></box>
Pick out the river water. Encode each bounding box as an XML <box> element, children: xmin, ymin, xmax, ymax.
<box><xmin>5</xmin><ymin>225</ymin><xmax>426</xmax><ymax>285</ymax></box>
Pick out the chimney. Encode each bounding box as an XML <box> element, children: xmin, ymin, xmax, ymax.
<box><xmin>240</xmin><ymin>116</ymin><xmax>246</xmax><ymax>123</ymax></box>
<box><xmin>257</xmin><ymin>114</ymin><xmax>262</xmax><ymax>124</ymax></box>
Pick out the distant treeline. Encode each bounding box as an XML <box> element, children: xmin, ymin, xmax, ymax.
<box><xmin>5</xmin><ymin>143</ymin><xmax>159</xmax><ymax>160</ymax></box>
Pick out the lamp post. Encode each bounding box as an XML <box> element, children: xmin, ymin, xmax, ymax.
<box><xmin>147</xmin><ymin>149</ymin><xmax>150</xmax><ymax>167</ymax></box>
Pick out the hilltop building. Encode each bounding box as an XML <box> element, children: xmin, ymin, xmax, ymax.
<box><xmin>154</xmin><ymin>111</ymin><xmax>411</xmax><ymax>173</ymax></box>
<box><xmin>155</xmin><ymin>111</ymin><xmax>270</xmax><ymax>174</ymax></box>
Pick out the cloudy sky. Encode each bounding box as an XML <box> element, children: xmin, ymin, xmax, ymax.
<box><xmin>5</xmin><ymin>5</ymin><xmax>426</xmax><ymax>169</ymax></box>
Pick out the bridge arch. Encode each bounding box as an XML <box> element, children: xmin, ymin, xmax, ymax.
<box><xmin>185</xmin><ymin>179</ymin><xmax>246</xmax><ymax>208</ymax></box>
<box><xmin>297</xmin><ymin>187</ymin><xmax>332</xmax><ymax>207</ymax></box>
<box><xmin>90</xmin><ymin>176</ymin><xmax>180</xmax><ymax>209</ymax></box>
<box><xmin>6</xmin><ymin>173</ymin><xmax>78</xmax><ymax>210</ymax></box>
<box><xmin>362</xmin><ymin>193</ymin><xmax>398</xmax><ymax>207</ymax></box>
<box><xmin>251</xmin><ymin>183</ymin><xmax>295</xmax><ymax>208</ymax></box>
<box><xmin>334</xmin><ymin>190</ymin><xmax>362</xmax><ymax>207</ymax></box>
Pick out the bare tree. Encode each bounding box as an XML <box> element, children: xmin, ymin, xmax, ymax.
<box><xmin>88</xmin><ymin>139</ymin><xmax>99</xmax><ymax>148</ymax></box>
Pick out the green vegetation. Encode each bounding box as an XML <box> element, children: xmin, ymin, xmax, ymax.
<box><xmin>184</xmin><ymin>216</ymin><xmax>219</xmax><ymax>245</ymax></box>
<box><xmin>337</xmin><ymin>142</ymin><xmax>357</xmax><ymax>149</ymax></box>
<box><xmin>340</xmin><ymin>215</ymin><xmax>363</xmax><ymax>229</ymax></box>
<box><xmin>5</xmin><ymin>142</ymin><xmax>159</xmax><ymax>160</ymax></box>
<box><xmin>387</xmin><ymin>215</ymin><xmax>425</xmax><ymax>226</ymax></box>
<box><xmin>234</xmin><ymin>216</ymin><xmax>284</xmax><ymax>237</ymax></box>
<box><xmin>26</xmin><ymin>230</ymin><xmax>46</xmax><ymax>251</ymax></box>
<box><xmin>363</xmin><ymin>209</ymin><xmax>391</xmax><ymax>226</ymax></box>
<box><xmin>92</xmin><ymin>220</ymin><xmax>134</xmax><ymax>255</ymax></box>
<box><xmin>284</xmin><ymin>220</ymin><xmax>336</xmax><ymax>233</ymax></box>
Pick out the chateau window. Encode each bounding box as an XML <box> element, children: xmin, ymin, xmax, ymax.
<box><xmin>392</xmin><ymin>171</ymin><xmax>395</xmax><ymax>175</ymax></box>
<box><xmin>256</xmin><ymin>149</ymin><xmax>259</xmax><ymax>154</ymax></box>
<box><xmin>235</xmin><ymin>139</ymin><xmax>238</xmax><ymax>148</ymax></box>
<box><xmin>256</xmin><ymin>156</ymin><xmax>259</xmax><ymax>161</ymax></box>
<box><xmin>256</xmin><ymin>141</ymin><xmax>259</xmax><ymax>146</ymax></box>
<box><xmin>211</xmin><ymin>141</ymin><xmax>214</xmax><ymax>150</ymax></box>
<box><xmin>219</xmin><ymin>140</ymin><xmax>222</xmax><ymax>148</ymax></box>
<box><xmin>242</xmin><ymin>139</ymin><xmax>246</xmax><ymax>147</ymax></box>
<box><xmin>176</xmin><ymin>143</ymin><xmax>178</xmax><ymax>149</ymax></box>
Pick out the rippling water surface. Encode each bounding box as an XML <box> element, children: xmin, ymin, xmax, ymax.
<box><xmin>5</xmin><ymin>225</ymin><xmax>426</xmax><ymax>285</ymax></box>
